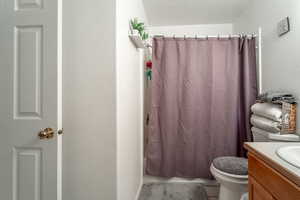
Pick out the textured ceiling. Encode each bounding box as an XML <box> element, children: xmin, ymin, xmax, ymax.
<box><xmin>143</xmin><ymin>0</ymin><xmax>250</xmax><ymax>26</ymax></box>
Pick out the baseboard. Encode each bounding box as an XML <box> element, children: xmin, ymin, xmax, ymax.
<box><xmin>134</xmin><ymin>181</ymin><xmax>143</xmax><ymax>200</ymax></box>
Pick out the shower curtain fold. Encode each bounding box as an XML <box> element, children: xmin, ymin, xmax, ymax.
<box><xmin>146</xmin><ymin>37</ymin><xmax>257</xmax><ymax>179</ymax></box>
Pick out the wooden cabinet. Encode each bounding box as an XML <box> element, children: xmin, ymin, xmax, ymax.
<box><xmin>249</xmin><ymin>177</ymin><xmax>275</xmax><ymax>200</ymax></box>
<box><xmin>247</xmin><ymin>152</ymin><xmax>300</xmax><ymax>200</ymax></box>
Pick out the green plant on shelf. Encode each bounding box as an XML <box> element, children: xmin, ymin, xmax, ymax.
<box><xmin>130</xmin><ymin>18</ymin><xmax>149</xmax><ymax>41</ymax></box>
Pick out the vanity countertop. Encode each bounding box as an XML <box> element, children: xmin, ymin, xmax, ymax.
<box><xmin>244</xmin><ymin>142</ymin><xmax>300</xmax><ymax>187</ymax></box>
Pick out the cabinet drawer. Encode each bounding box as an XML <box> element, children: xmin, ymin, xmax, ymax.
<box><xmin>248</xmin><ymin>153</ymin><xmax>300</xmax><ymax>200</ymax></box>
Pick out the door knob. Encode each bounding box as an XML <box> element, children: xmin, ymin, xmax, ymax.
<box><xmin>38</xmin><ymin>128</ymin><xmax>55</xmax><ymax>139</ymax></box>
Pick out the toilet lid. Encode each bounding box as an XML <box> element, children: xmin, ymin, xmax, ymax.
<box><xmin>212</xmin><ymin>157</ymin><xmax>248</xmax><ymax>176</ymax></box>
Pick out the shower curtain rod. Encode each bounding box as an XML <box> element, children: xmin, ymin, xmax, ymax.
<box><xmin>151</xmin><ymin>34</ymin><xmax>257</xmax><ymax>39</ymax></box>
<box><xmin>145</xmin><ymin>34</ymin><xmax>257</xmax><ymax>48</ymax></box>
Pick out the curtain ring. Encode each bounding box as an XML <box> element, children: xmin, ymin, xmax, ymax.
<box><xmin>184</xmin><ymin>35</ymin><xmax>186</xmax><ymax>40</ymax></box>
<box><xmin>229</xmin><ymin>34</ymin><xmax>232</xmax><ymax>40</ymax></box>
<box><xmin>206</xmin><ymin>35</ymin><xmax>209</xmax><ymax>40</ymax></box>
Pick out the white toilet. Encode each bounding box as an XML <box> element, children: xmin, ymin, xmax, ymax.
<box><xmin>210</xmin><ymin>130</ymin><xmax>300</xmax><ymax>200</ymax></box>
<box><xmin>210</xmin><ymin>157</ymin><xmax>248</xmax><ymax>200</ymax></box>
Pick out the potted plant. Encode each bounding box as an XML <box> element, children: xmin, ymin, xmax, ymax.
<box><xmin>130</xmin><ymin>18</ymin><xmax>149</xmax><ymax>41</ymax></box>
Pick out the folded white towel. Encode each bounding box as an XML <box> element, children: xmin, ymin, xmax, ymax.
<box><xmin>251</xmin><ymin>103</ymin><xmax>282</xmax><ymax>122</ymax></box>
<box><xmin>251</xmin><ymin>115</ymin><xmax>281</xmax><ymax>133</ymax></box>
<box><xmin>252</xmin><ymin>127</ymin><xmax>300</xmax><ymax>142</ymax></box>
<box><xmin>251</xmin><ymin>127</ymin><xmax>271</xmax><ymax>142</ymax></box>
<box><xmin>251</xmin><ymin>127</ymin><xmax>280</xmax><ymax>141</ymax></box>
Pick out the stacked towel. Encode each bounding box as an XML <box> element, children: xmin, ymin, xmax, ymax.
<box><xmin>251</xmin><ymin>115</ymin><xmax>281</xmax><ymax>133</ymax></box>
<box><xmin>251</xmin><ymin>103</ymin><xmax>282</xmax><ymax>122</ymax></box>
<box><xmin>250</xmin><ymin>103</ymin><xmax>283</xmax><ymax>140</ymax></box>
<box><xmin>251</xmin><ymin>127</ymin><xmax>280</xmax><ymax>142</ymax></box>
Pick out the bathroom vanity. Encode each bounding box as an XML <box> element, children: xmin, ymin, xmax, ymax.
<box><xmin>245</xmin><ymin>143</ymin><xmax>300</xmax><ymax>200</ymax></box>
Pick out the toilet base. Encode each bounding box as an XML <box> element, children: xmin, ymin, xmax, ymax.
<box><xmin>210</xmin><ymin>164</ymin><xmax>248</xmax><ymax>200</ymax></box>
<box><xmin>218</xmin><ymin>184</ymin><xmax>248</xmax><ymax>200</ymax></box>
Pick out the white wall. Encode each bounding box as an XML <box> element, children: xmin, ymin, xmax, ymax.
<box><xmin>148</xmin><ymin>24</ymin><xmax>233</xmax><ymax>37</ymax></box>
<box><xmin>234</xmin><ymin>0</ymin><xmax>300</xmax><ymax>132</ymax></box>
<box><xmin>62</xmin><ymin>0</ymin><xmax>117</xmax><ymax>200</ymax></box>
<box><xmin>116</xmin><ymin>0</ymin><xmax>147</xmax><ymax>200</ymax></box>
<box><xmin>143</xmin><ymin>0</ymin><xmax>249</xmax><ymax>26</ymax></box>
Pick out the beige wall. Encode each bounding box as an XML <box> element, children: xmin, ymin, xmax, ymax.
<box><xmin>234</xmin><ymin>0</ymin><xmax>300</xmax><ymax>132</ymax></box>
<box><xmin>62</xmin><ymin>0</ymin><xmax>117</xmax><ymax>199</ymax></box>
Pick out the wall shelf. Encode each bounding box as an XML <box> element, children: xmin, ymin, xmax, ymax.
<box><xmin>129</xmin><ymin>34</ymin><xmax>146</xmax><ymax>49</ymax></box>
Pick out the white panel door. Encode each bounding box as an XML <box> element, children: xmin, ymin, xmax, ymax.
<box><xmin>0</xmin><ymin>0</ymin><xmax>62</xmax><ymax>200</ymax></box>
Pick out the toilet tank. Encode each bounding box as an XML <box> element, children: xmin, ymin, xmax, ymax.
<box><xmin>268</xmin><ymin>133</ymin><xmax>300</xmax><ymax>142</ymax></box>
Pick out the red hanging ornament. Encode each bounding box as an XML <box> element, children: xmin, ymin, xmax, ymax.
<box><xmin>146</xmin><ymin>60</ymin><xmax>152</xmax><ymax>69</ymax></box>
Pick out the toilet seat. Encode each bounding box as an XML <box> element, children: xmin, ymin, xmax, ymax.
<box><xmin>212</xmin><ymin>156</ymin><xmax>248</xmax><ymax>176</ymax></box>
<box><xmin>211</xmin><ymin>163</ymin><xmax>248</xmax><ymax>179</ymax></box>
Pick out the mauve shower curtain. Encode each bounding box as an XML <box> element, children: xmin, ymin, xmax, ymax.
<box><xmin>146</xmin><ymin>37</ymin><xmax>257</xmax><ymax>179</ymax></box>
